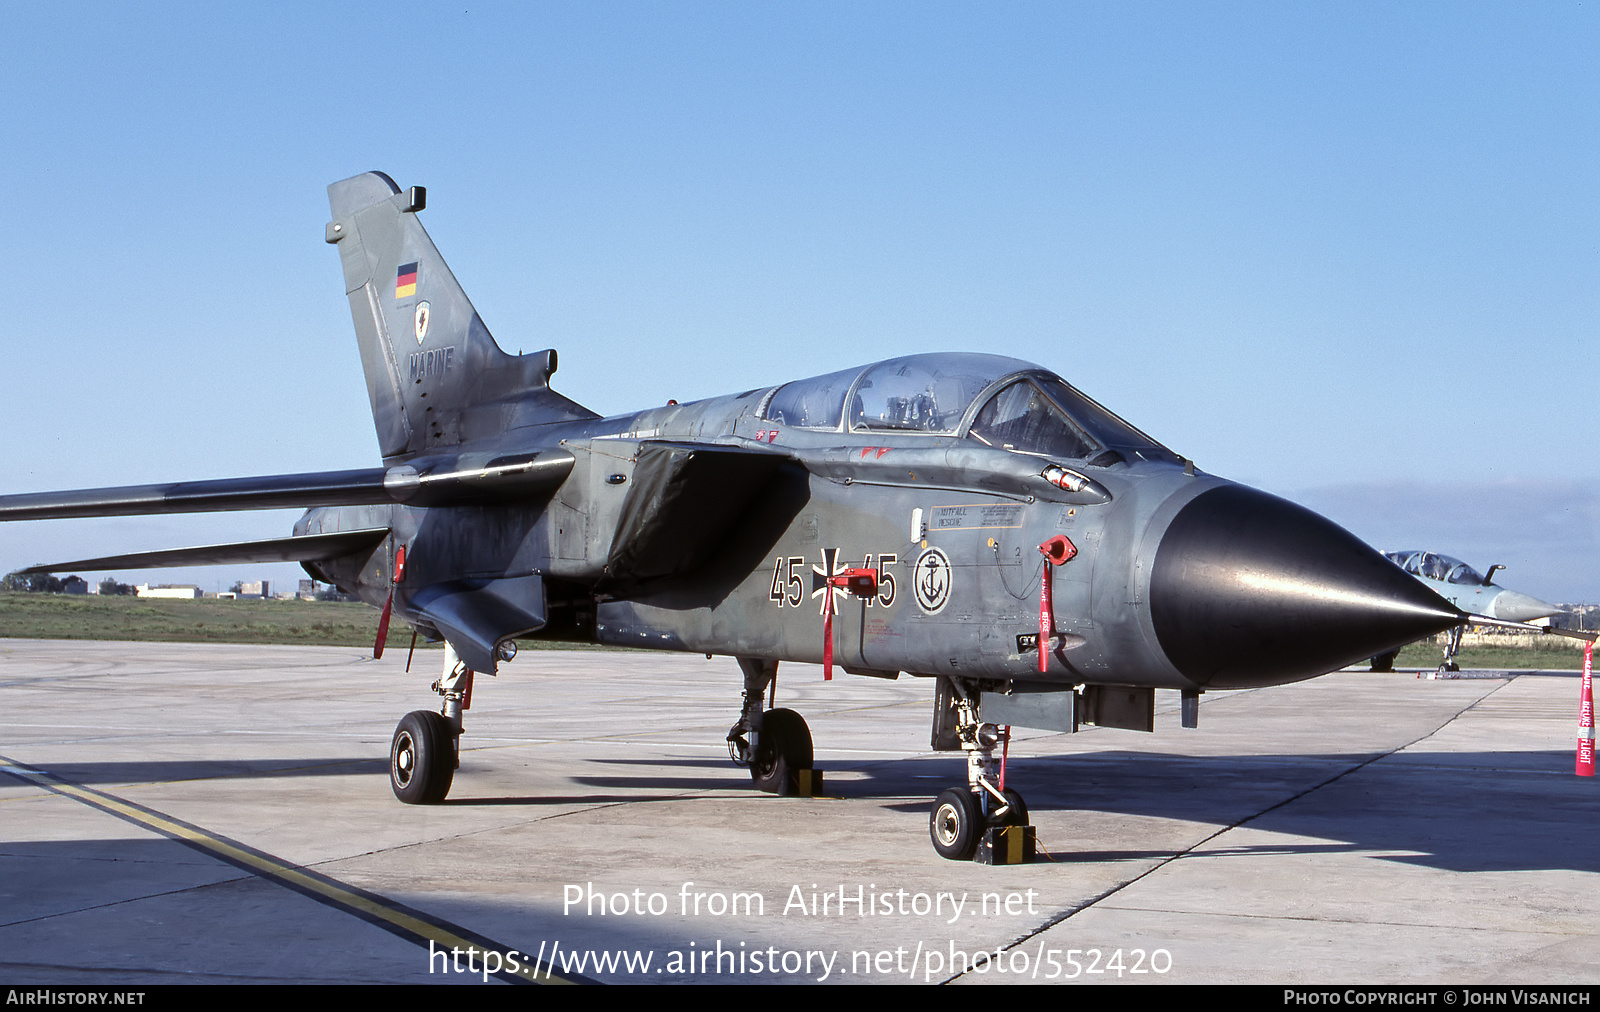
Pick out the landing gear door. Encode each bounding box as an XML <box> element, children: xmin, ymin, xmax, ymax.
<box><xmin>931</xmin><ymin>676</ymin><xmax>963</xmax><ymax>751</ymax></box>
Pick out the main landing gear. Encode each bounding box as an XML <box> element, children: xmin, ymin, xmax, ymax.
<box><xmin>929</xmin><ymin>679</ymin><xmax>1031</xmax><ymax>862</ymax></box>
<box><xmin>389</xmin><ymin>643</ymin><xmax>473</xmax><ymax>804</ymax></box>
<box><xmin>727</xmin><ymin>657</ymin><xmax>815</xmax><ymax>796</ymax></box>
<box><xmin>391</xmin><ymin>709</ymin><xmax>455</xmax><ymax>804</ymax></box>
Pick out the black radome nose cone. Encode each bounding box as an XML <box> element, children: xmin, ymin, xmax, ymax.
<box><xmin>1151</xmin><ymin>485</ymin><xmax>1462</xmax><ymax>688</ymax></box>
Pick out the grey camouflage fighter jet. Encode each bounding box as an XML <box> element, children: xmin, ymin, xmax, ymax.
<box><xmin>1</xmin><ymin>172</ymin><xmax>1469</xmax><ymax>861</ymax></box>
<box><xmin>1370</xmin><ymin>551</ymin><xmax>1560</xmax><ymax>675</ymax></box>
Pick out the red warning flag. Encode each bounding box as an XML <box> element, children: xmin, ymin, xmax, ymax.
<box><xmin>1578</xmin><ymin>642</ymin><xmax>1594</xmax><ymax>778</ymax></box>
<box><xmin>1037</xmin><ymin>536</ymin><xmax>1077</xmax><ymax>674</ymax></box>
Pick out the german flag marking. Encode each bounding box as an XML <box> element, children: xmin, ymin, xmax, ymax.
<box><xmin>395</xmin><ymin>262</ymin><xmax>419</xmax><ymax>299</ymax></box>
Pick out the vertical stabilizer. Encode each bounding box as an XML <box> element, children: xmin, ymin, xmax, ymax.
<box><xmin>326</xmin><ymin>172</ymin><xmax>595</xmax><ymax>461</ymax></box>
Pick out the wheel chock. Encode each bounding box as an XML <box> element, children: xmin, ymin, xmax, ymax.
<box><xmin>793</xmin><ymin>768</ymin><xmax>824</xmax><ymax>797</ymax></box>
<box><xmin>975</xmin><ymin>825</ymin><xmax>1035</xmax><ymax>865</ymax></box>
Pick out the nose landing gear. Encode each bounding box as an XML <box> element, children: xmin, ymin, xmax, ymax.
<box><xmin>929</xmin><ymin>679</ymin><xmax>1033</xmax><ymax>862</ymax></box>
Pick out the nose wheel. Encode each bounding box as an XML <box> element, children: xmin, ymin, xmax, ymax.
<box><xmin>929</xmin><ymin>679</ymin><xmax>1034</xmax><ymax>862</ymax></box>
<box><xmin>998</xmin><ymin>787</ymin><xmax>1028</xmax><ymax>827</ymax></box>
<box><xmin>930</xmin><ymin>789</ymin><xmax>983</xmax><ymax>860</ymax></box>
<box><xmin>928</xmin><ymin>786</ymin><xmax>1030</xmax><ymax>860</ymax></box>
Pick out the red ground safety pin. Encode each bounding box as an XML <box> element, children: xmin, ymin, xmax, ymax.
<box><xmin>1037</xmin><ymin>536</ymin><xmax>1077</xmax><ymax>674</ymax></box>
<box><xmin>823</xmin><ymin>568</ymin><xmax>878</xmax><ymax>680</ymax></box>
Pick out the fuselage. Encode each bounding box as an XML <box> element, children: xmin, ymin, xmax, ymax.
<box><xmin>298</xmin><ymin>354</ymin><xmax>1462</xmax><ymax>693</ymax></box>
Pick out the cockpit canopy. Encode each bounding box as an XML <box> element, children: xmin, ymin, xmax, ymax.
<box><xmin>1385</xmin><ymin>551</ymin><xmax>1486</xmax><ymax>586</ymax></box>
<box><xmin>762</xmin><ymin>353</ymin><xmax>1177</xmax><ymax>464</ymax></box>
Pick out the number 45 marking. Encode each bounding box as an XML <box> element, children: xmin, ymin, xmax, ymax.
<box><xmin>770</xmin><ymin>552</ymin><xmax>896</xmax><ymax>608</ymax></box>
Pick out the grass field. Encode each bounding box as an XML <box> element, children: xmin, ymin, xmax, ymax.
<box><xmin>0</xmin><ymin>591</ymin><xmax>1587</xmax><ymax>668</ymax></box>
<box><xmin>1394</xmin><ymin>639</ymin><xmax>1586</xmax><ymax>671</ymax></box>
<box><xmin>0</xmin><ymin>591</ymin><xmax>419</xmax><ymax>649</ymax></box>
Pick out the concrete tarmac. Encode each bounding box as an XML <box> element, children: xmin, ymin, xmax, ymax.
<box><xmin>0</xmin><ymin>638</ymin><xmax>1594</xmax><ymax>985</ymax></box>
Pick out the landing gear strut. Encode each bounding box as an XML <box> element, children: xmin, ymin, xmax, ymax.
<box><xmin>929</xmin><ymin>678</ymin><xmax>1030</xmax><ymax>861</ymax></box>
<box><xmin>727</xmin><ymin>657</ymin><xmax>814</xmax><ymax>796</ymax></box>
<box><xmin>1435</xmin><ymin>626</ymin><xmax>1465</xmax><ymax>677</ymax></box>
<box><xmin>389</xmin><ymin>642</ymin><xmax>471</xmax><ymax>804</ymax></box>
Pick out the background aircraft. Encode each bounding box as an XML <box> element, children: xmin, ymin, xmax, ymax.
<box><xmin>0</xmin><ymin>173</ymin><xmax>1464</xmax><ymax>861</ymax></box>
<box><xmin>1371</xmin><ymin>551</ymin><xmax>1560</xmax><ymax>675</ymax></box>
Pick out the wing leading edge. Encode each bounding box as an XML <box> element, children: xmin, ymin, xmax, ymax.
<box><xmin>0</xmin><ymin>450</ymin><xmax>575</xmax><ymax>521</ymax></box>
<box><xmin>17</xmin><ymin>529</ymin><xmax>391</xmax><ymax>575</ymax></box>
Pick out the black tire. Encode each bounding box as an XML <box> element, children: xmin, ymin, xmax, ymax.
<box><xmin>997</xmin><ymin>787</ymin><xmax>1029</xmax><ymax>827</ymax></box>
<box><xmin>1370</xmin><ymin>649</ymin><xmax>1399</xmax><ymax>672</ymax></box>
<box><xmin>750</xmin><ymin>708</ymin><xmax>813</xmax><ymax>795</ymax></box>
<box><xmin>391</xmin><ymin>710</ymin><xmax>456</xmax><ymax>804</ymax></box>
<box><xmin>930</xmin><ymin>788</ymin><xmax>983</xmax><ymax>860</ymax></box>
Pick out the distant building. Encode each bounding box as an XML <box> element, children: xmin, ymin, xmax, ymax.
<box><xmin>60</xmin><ymin>576</ymin><xmax>88</xmax><ymax>595</ymax></box>
<box><xmin>136</xmin><ymin>584</ymin><xmax>202</xmax><ymax>600</ymax></box>
<box><xmin>239</xmin><ymin>580</ymin><xmax>270</xmax><ymax>599</ymax></box>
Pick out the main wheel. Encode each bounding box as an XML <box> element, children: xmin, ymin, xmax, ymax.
<box><xmin>749</xmin><ymin>708</ymin><xmax>812</xmax><ymax>796</ymax></box>
<box><xmin>930</xmin><ymin>788</ymin><xmax>983</xmax><ymax>860</ymax></box>
<box><xmin>391</xmin><ymin>710</ymin><xmax>456</xmax><ymax>804</ymax></box>
<box><xmin>1369</xmin><ymin>649</ymin><xmax>1399</xmax><ymax>672</ymax></box>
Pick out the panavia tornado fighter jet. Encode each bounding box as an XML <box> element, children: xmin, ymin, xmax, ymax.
<box><xmin>1370</xmin><ymin>551</ymin><xmax>1560</xmax><ymax>676</ymax></box>
<box><xmin>1</xmin><ymin>172</ymin><xmax>1467</xmax><ymax>861</ymax></box>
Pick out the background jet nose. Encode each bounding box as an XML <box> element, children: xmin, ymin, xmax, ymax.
<box><xmin>1490</xmin><ymin>590</ymin><xmax>1559</xmax><ymax>623</ymax></box>
<box><xmin>1150</xmin><ymin>485</ymin><xmax>1463</xmax><ymax>688</ymax></box>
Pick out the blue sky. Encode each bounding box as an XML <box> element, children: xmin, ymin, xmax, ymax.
<box><xmin>1</xmin><ymin>2</ymin><xmax>1596</xmax><ymax>600</ymax></box>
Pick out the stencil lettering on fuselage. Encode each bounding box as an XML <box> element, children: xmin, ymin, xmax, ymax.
<box><xmin>408</xmin><ymin>345</ymin><xmax>455</xmax><ymax>381</ymax></box>
<box><xmin>931</xmin><ymin>503</ymin><xmax>1023</xmax><ymax>531</ymax></box>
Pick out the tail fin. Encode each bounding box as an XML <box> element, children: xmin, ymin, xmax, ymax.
<box><xmin>326</xmin><ymin>172</ymin><xmax>596</xmax><ymax>461</ymax></box>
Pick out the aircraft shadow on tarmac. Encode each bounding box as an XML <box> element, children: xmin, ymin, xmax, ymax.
<box><xmin>565</xmin><ymin>749</ymin><xmax>1600</xmax><ymax>876</ymax></box>
<box><xmin>439</xmin><ymin>794</ymin><xmax>715</xmax><ymax>806</ymax></box>
<box><xmin>14</xmin><ymin>749</ymin><xmax>1593</xmax><ymax>877</ymax></box>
